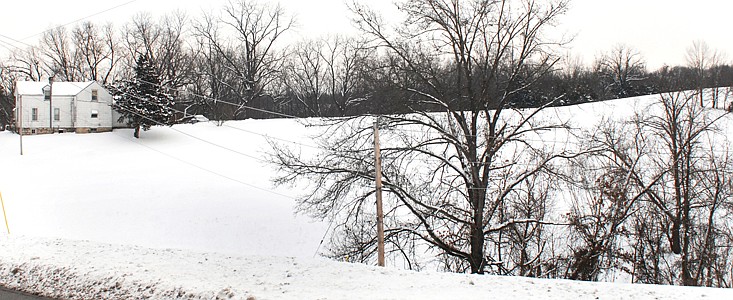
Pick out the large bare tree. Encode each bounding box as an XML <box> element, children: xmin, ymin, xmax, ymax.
<box><xmin>271</xmin><ymin>0</ymin><xmax>573</xmax><ymax>274</ymax></box>
<box><xmin>194</xmin><ymin>0</ymin><xmax>293</xmax><ymax>121</ymax></box>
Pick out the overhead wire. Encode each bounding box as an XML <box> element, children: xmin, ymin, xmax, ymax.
<box><xmin>21</xmin><ymin>82</ymin><xmax>328</xmax><ymax>251</ymax></box>
<box><xmin>96</xmin><ymin>89</ymin><xmax>733</xmax><ymax>172</ymax></box>
<box><xmin>61</xmin><ymin>81</ymin><xmax>271</xmax><ymax>163</ymax></box>
<box><xmin>0</xmin><ymin>33</ymin><xmax>32</xmax><ymax>50</ymax></box>
<box><xmin>134</xmin><ymin>77</ymin><xmax>301</xmax><ymax>119</ymax></box>
<box><xmin>109</xmin><ymin>129</ymin><xmax>297</xmax><ymax>200</ymax></box>
<box><xmin>0</xmin><ymin>0</ymin><xmax>138</xmax><ymax>62</ymax></box>
<box><xmin>17</xmin><ymin>81</ymin><xmax>733</xmax><ymax>257</ymax></box>
<box><xmin>17</xmin><ymin>81</ymin><xmax>298</xmax><ymax>201</ymax></box>
<box><xmin>119</xmin><ymin>81</ymin><xmax>324</xmax><ymax>150</ymax></box>
<box><xmin>21</xmin><ymin>0</ymin><xmax>139</xmax><ymax>41</ymax></box>
<box><xmin>21</xmin><ymin>81</ymin><xmax>733</xmax><ymax>171</ymax></box>
<box><xmin>30</xmin><ymin>77</ymin><xmax>733</xmax><ymax>158</ymax></box>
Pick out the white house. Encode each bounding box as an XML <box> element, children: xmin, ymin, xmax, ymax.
<box><xmin>15</xmin><ymin>81</ymin><xmax>125</xmax><ymax>134</ymax></box>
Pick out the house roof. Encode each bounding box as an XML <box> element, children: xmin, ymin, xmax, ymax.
<box><xmin>16</xmin><ymin>81</ymin><xmax>95</xmax><ymax>96</ymax></box>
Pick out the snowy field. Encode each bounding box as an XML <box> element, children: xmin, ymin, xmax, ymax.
<box><xmin>1</xmin><ymin>93</ymin><xmax>732</xmax><ymax>299</ymax></box>
<box><xmin>0</xmin><ymin>118</ymin><xmax>326</xmax><ymax>258</ymax></box>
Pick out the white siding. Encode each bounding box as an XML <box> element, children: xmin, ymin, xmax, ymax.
<box><xmin>74</xmin><ymin>82</ymin><xmax>113</xmax><ymax>129</ymax></box>
<box><xmin>15</xmin><ymin>81</ymin><xmax>114</xmax><ymax>132</ymax></box>
<box><xmin>16</xmin><ymin>95</ymin><xmax>74</xmax><ymax>129</ymax></box>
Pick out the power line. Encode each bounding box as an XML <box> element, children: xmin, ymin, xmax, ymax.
<box><xmin>30</xmin><ymin>81</ymin><xmax>269</xmax><ymax>163</ymax></box>
<box><xmin>0</xmin><ymin>39</ymin><xmax>17</xmax><ymax>52</ymax></box>
<box><xmin>0</xmin><ymin>0</ymin><xmax>138</xmax><ymax>55</ymax></box>
<box><xmin>220</xmin><ymin>123</ymin><xmax>323</xmax><ymax>151</ymax></box>
<box><xmin>109</xmin><ymin>130</ymin><xmax>297</xmax><ymax>201</ymax></box>
<box><xmin>103</xmin><ymin>78</ymin><xmax>333</xmax><ymax>152</ymax></box>
<box><xmin>106</xmin><ymin>92</ymin><xmax>269</xmax><ymax>164</ymax></box>
<box><xmin>0</xmin><ymin>33</ymin><xmax>31</xmax><ymax>50</ymax></box>
<box><xmin>15</xmin><ymin>83</ymin><xmax>298</xmax><ymax>201</ymax></box>
<box><xmin>114</xmin><ymin>81</ymin><xmax>321</xmax><ymax>149</ymax></box>
<box><xmin>21</xmin><ymin>0</ymin><xmax>139</xmax><ymax>41</ymax></box>
<box><xmin>135</xmin><ymin>78</ymin><xmax>301</xmax><ymax>119</ymax></box>
<box><xmin>26</xmin><ymin>81</ymin><xmax>733</xmax><ymax>174</ymax></box>
<box><xmin>105</xmin><ymin>85</ymin><xmax>325</xmax><ymax>153</ymax></box>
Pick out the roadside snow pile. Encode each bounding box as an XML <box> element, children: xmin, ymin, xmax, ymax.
<box><xmin>1</xmin><ymin>235</ymin><xmax>731</xmax><ymax>300</ymax></box>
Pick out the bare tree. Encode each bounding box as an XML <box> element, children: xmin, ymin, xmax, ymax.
<box><xmin>122</xmin><ymin>13</ymin><xmax>162</xmax><ymax>72</ymax></box>
<box><xmin>72</xmin><ymin>22</ymin><xmax>119</xmax><ymax>84</ymax></box>
<box><xmin>282</xmin><ymin>39</ymin><xmax>327</xmax><ymax>116</ymax></box>
<box><xmin>4</xmin><ymin>22</ymin><xmax>119</xmax><ymax>84</ymax></box>
<box><xmin>0</xmin><ymin>65</ymin><xmax>18</xmax><ymax>128</ymax></box>
<box><xmin>156</xmin><ymin>12</ymin><xmax>196</xmax><ymax>91</ymax></box>
<box><xmin>41</xmin><ymin>27</ymin><xmax>78</xmax><ymax>80</ymax></box>
<box><xmin>271</xmin><ymin>0</ymin><xmax>573</xmax><ymax>274</ymax></box>
<box><xmin>596</xmin><ymin>44</ymin><xmax>647</xmax><ymax>98</ymax></box>
<box><xmin>493</xmin><ymin>172</ymin><xmax>558</xmax><ymax>277</ymax></box>
<box><xmin>563</xmin><ymin>119</ymin><xmax>648</xmax><ymax>281</ymax></box>
<box><xmin>122</xmin><ymin>12</ymin><xmax>194</xmax><ymax>87</ymax></box>
<box><xmin>686</xmin><ymin>40</ymin><xmax>724</xmax><ymax>107</ymax></box>
<box><xmin>194</xmin><ymin>0</ymin><xmax>293</xmax><ymax>121</ymax></box>
<box><xmin>590</xmin><ymin>91</ymin><xmax>733</xmax><ymax>286</ymax></box>
<box><xmin>321</xmin><ymin>35</ymin><xmax>372</xmax><ymax>116</ymax></box>
<box><xmin>5</xmin><ymin>47</ymin><xmax>44</xmax><ymax>81</ymax></box>
<box><xmin>281</xmin><ymin>36</ymin><xmax>372</xmax><ymax>117</ymax></box>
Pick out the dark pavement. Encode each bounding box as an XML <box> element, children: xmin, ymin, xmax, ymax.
<box><xmin>0</xmin><ymin>287</ymin><xmax>56</xmax><ymax>300</ymax></box>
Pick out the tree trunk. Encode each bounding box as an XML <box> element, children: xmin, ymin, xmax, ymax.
<box><xmin>469</xmin><ymin>222</ymin><xmax>485</xmax><ymax>274</ymax></box>
<box><xmin>671</xmin><ymin>220</ymin><xmax>681</xmax><ymax>254</ymax></box>
<box><xmin>681</xmin><ymin>248</ymin><xmax>695</xmax><ymax>286</ymax></box>
<box><xmin>469</xmin><ymin>189</ymin><xmax>486</xmax><ymax>274</ymax></box>
<box><xmin>134</xmin><ymin>124</ymin><xmax>140</xmax><ymax>138</ymax></box>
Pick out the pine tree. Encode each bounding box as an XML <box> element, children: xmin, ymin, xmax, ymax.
<box><xmin>111</xmin><ymin>55</ymin><xmax>174</xmax><ymax>138</ymax></box>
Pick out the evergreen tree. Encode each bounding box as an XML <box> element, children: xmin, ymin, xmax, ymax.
<box><xmin>111</xmin><ymin>55</ymin><xmax>174</xmax><ymax>138</ymax></box>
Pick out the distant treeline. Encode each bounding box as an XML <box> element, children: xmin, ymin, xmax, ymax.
<box><xmin>1</xmin><ymin>4</ymin><xmax>731</xmax><ymax>127</ymax></box>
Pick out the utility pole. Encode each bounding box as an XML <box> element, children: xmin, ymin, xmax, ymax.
<box><xmin>374</xmin><ymin>121</ymin><xmax>385</xmax><ymax>267</ymax></box>
<box><xmin>48</xmin><ymin>76</ymin><xmax>54</xmax><ymax>133</ymax></box>
<box><xmin>18</xmin><ymin>95</ymin><xmax>23</xmax><ymax>155</ymax></box>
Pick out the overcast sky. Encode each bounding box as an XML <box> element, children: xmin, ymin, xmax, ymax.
<box><xmin>1</xmin><ymin>0</ymin><xmax>731</xmax><ymax>69</ymax></box>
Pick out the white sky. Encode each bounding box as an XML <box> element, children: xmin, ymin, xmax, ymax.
<box><xmin>0</xmin><ymin>0</ymin><xmax>731</xmax><ymax>70</ymax></box>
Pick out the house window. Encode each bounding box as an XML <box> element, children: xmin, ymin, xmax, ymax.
<box><xmin>32</xmin><ymin>108</ymin><xmax>38</xmax><ymax>121</ymax></box>
<box><xmin>91</xmin><ymin>89</ymin><xmax>98</xmax><ymax>102</ymax></box>
<box><xmin>43</xmin><ymin>89</ymin><xmax>50</xmax><ymax>101</ymax></box>
<box><xmin>54</xmin><ymin>108</ymin><xmax>60</xmax><ymax>121</ymax></box>
<box><xmin>91</xmin><ymin>110</ymin><xmax>98</xmax><ymax>118</ymax></box>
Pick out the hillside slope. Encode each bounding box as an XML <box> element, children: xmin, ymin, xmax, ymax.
<box><xmin>1</xmin><ymin>92</ymin><xmax>733</xmax><ymax>298</ymax></box>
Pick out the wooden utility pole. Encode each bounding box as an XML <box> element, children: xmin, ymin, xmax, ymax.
<box><xmin>374</xmin><ymin>121</ymin><xmax>385</xmax><ymax>267</ymax></box>
<box><xmin>48</xmin><ymin>76</ymin><xmax>54</xmax><ymax>133</ymax></box>
<box><xmin>18</xmin><ymin>95</ymin><xmax>23</xmax><ymax>155</ymax></box>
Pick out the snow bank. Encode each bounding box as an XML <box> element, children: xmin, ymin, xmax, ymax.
<box><xmin>1</xmin><ymin>236</ymin><xmax>731</xmax><ymax>300</ymax></box>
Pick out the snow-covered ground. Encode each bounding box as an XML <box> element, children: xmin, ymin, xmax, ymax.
<box><xmin>0</xmin><ymin>236</ymin><xmax>731</xmax><ymax>300</ymax></box>
<box><xmin>0</xmin><ymin>92</ymin><xmax>732</xmax><ymax>299</ymax></box>
<box><xmin>0</xmin><ymin>119</ymin><xmax>326</xmax><ymax>258</ymax></box>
